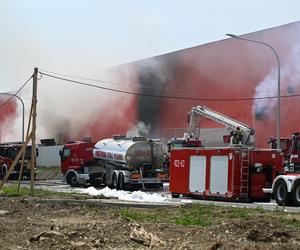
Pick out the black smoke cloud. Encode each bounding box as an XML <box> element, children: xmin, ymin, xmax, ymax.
<box><xmin>136</xmin><ymin>57</ymin><xmax>174</xmax><ymax>136</ymax></box>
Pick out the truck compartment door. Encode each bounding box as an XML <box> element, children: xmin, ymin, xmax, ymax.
<box><xmin>210</xmin><ymin>156</ymin><xmax>228</xmax><ymax>194</ymax></box>
<box><xmin>189</xmin><ymin>156</ymin><xmax>206</xmax><ymax>193</ymax></box>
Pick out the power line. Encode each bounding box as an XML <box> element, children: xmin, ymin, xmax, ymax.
<box><xmin>39</xmin><ymin>71</ymin><xmax>300</xmax><ymax>102</ymax></box>
<box><xmin>39</xmin><ymin>69</ymin><xmax>187</xmax><ymax>91</ymax></box>
<box><xmin>0</xmin><ymin>74</ymin><xmax>33</xmax><ymax>111</ymax></box>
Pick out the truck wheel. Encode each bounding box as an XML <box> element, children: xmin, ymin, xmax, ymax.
<box><xmin>112</xmin><ymin>173</ymin><xmax>118</xmax><ymax>190</ymax></box>
<box><xmin>172</xmin><ymin>193</ymin><xmax>180</xmax><ymax>198</ymax></box>
<box><xmin>0</xmin><ymin>166</ymin><xmax>3</xmax><ymax>179</ymax></box>
<box><xmin>292</xmin><ymin>180</ymin><xmax>300</xmax><ymax>207</ymax></box>
<box><xmin>118</xmin><ymin>172</ymin><xmax>125</xmax><ymax>190</ymax></box>
<box><xmin>67</xmin><ymin>172</ymin><xmax>79</xmax><ymax>187</ymax></box>
<box><xmin>274</xmin><ymin>179</ymin><xmax>291</xmax><ymax>206</ymax></box>
<box><xmin>102</xmin><ymin>173</ymin><xmax>107</xmax><ymax>186</ymax></box>
<box><xmin>0</xmin><ymin>165</ymin><xmax>7</xmax><ymax>179</ymax></box>
<box><xmin>0</xmin><ymin>165</ymin><xmax>5</xmax><ymax>178</ymax></box>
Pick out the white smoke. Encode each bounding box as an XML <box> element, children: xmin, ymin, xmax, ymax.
<box><xmin>0</xmin><ymin>2</ymin><xmax>160</xmax><ymax>143</ymax></box>
<box><xmin>37</xmin><ymin>68</ymin><xmax>137</xmax><ymax>142</ymax></box>
<box><xmin>253</xmin><ymin>44</ymin><xmax>300</xmax><ymax>120</ymax></box>
<box><xmin>126</xmin><ymin>121</ymin><xmax>151</xmax><ymax>137</ymax></box>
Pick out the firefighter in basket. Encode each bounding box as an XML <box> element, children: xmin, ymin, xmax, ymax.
<box><xmin>230</xmin><ymin>126</ymin><xmax>243</xmax><ymax>144</ymax></box>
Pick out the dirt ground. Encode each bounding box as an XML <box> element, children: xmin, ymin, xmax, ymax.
<box><xmin>0</xmin><ymin>197</ymin><xmax>300</xmax><ymax>250</ymax></box>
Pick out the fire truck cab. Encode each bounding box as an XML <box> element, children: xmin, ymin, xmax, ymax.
<box><xmin>0</xmin><ymin>156</ymin><xmax>10</xmax><ymax>178</ymax></box>
<box><xmin>0</xmin><ymin>143</ymin><xmax>32</xmax><ymax>179</ymax></box>
<box><xmin>269</xmin><ymin>133</ymin><xmax>300</xmax><ymax>172</ymax></box>
<box><xmin>267</xmin><ymin>133</ymin><xmax>300</xmax><ymax>206</ymax></box>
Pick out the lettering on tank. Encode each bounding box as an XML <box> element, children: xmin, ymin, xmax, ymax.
<box><xmin>94</xmin><ymin>150</ymin><xmax>123</xmax><ymax>161</ymax></box>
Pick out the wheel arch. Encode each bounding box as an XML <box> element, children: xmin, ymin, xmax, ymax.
<box><xmin>2</xmin><ymin>164</ymin><xmax>8</xmax><ymax>170</ymax></box>
<box><xmin>291</xmin><ymin>176</ymin><xmax>300</xmax><ymax>191</ymax></box>
<box><xmin>66</xmin><ymin>169</ymin><xmax>79</xmax><ymax>179</ymax></box>
<box><xmin>0</xmin><ymin>164</ymin><xmax>8</xmax><ymax>174</ymax></box>
<box><xmin>272</xmin><ymin>175</ymin><xmax>294</xmax><ymax>193</ymax></box>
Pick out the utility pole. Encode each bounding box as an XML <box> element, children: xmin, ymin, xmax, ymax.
<box><xmin>1</xmin><ymin>67</ymin><xmax>38</xmax><ymax>195</ymax></box>
<box><xmin>30</xmin><ymin>67</ymin><xmax>38</xmax><ymax>193</ymax></box>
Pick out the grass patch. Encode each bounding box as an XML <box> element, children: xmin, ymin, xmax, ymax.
<box><xmin>121</xmin><ymin>204</ymin><xmax>219</xmax><ymax>227</ymax></box>
<box><xmin>279</xmin><ymin>216</ymin><xmax>300</xmax><ymax>228</ymax></box>
<box><xmin>35</xmin><ymin>166</ymin><xmax>61</xmax><ymax>180</ymax></box>
<box><xmin>120</xmin><ymin>204</ymin><xmax>300</xmax><ymax>228</ymax></box>
<box><xmin>1</xmin><ymin>184</ymin><xmax>73</xmax><ymax>198</ymax></box>
<box><xmin>122</xmin><ymin>209</ymin><xmax>160</xmax><ymax>222</ymax></box>
<box><xmin>270</xmin><ymin>210</ymin><xmax>300</xmax><ymax>229</ymax></box>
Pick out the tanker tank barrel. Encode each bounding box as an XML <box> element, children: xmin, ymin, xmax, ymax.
<box><xmin>93</xmin><ymin>137</ymin><xmax>164</xmax><ymax>170</ymax></box>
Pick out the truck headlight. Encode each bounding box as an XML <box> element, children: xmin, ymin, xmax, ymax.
<box><xmin>289</xmin><ymin>163</ymin><xmax>295</xmax><ymax>172</ymax></box>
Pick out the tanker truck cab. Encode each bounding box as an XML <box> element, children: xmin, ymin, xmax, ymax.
<box><xmin>268</xmin><ymin>133</ymin><xmax>300</xmax><ymax>206</ymax></box>
<box><xmin>60</xmin><ymin>141</ymin><xmax>95</xmax><ymax>187</ymax></box>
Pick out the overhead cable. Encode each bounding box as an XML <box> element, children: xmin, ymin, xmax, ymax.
<box><xmin>39</xmin><ymin>69</ymin><xmax>186</xmax><ymax>91</ymax></box>
<box><xmin>0</xmin><ymin>74</ymin><xmax>33</xmax><ymax>111</ymax></box>
<box><xmin>39</xmin><ymin>71</ymin><xmax>300</xmax><ymax>102</ymax></box>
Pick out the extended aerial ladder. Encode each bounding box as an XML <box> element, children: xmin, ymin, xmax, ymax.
<box><xmin>187</xmin><ymin>105</ymin><xmax>255</xmax><ymax>146</ymax></box>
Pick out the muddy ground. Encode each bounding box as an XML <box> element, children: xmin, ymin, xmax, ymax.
<box><xmin>0</xmin><ymin>196</ymin><xmax>300</xmax><ymax>250</ymax></box>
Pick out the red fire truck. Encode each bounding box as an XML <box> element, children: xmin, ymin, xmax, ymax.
<box><xmin>0</xmin><ymin>155</ymin><xmax>11</xmax><ymax>178</ymax></box>
<box><xmin>0</xmin><ymin>143</ymin><xmax>32</xmax><ymax>180</ymax></box>
<box><xmin>169</xmin><ymin>106</ymin><xmax>300</xmax><ymax>207</ymax></box>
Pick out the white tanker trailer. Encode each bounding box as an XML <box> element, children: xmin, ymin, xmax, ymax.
<box><xmin>61</xmin><ymin>136</ymin><xmax>167</xmax><ymax>189</ymax></box>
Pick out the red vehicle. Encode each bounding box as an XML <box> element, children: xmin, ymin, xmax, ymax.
<box><xmin>60</xmin><ymin>136</ymin><xmax>168</xmax><ymax>189</ymax></box>
<box><xmin>269</xmin><ymin>133</ymin><xmax>300</xmax><ymax>171</ymax></box>
<box><xmin>170</xmin><ymin>146</ymin><xmax>283</xmax><ymax>201</ymax></box>
<box><xmin>60</xmin><ymin>141</ymin><xmax>95</xmax><ymax>186</ymax></box>
<box><xmin>169</xmin><ymin>106</ymin><xmax>300</xmax><ymax>206</ymax></box>
<box><xmin>0</xmin><ymin>156</ymin><xmax>11</xmax><ymax>178</ymax></box>
<box><xmin>0</xmin><ymin>143</ymin><xmax>32</xmax><ymax>179</ymax></box>
<box><xmin>266</xmin><ymin>133</ymin><xmax>300</xmax><ymax>206</ymax></box>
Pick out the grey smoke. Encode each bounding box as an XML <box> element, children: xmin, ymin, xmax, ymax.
<box><xmin>253</xmin><ymin>44</ymin><xmax>300</xmax><ymax>120</ymax></box>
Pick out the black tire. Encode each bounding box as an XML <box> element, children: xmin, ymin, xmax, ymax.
<box><xmin>118</xmin><ymin>172</ymin><xmax>125</xmax><ymax>190</ymax></box>
<box><xmin>0</xmin><ymin>165</ymin><xmax>7</xmax><ymax>179</ymax></box>
<box><xmin>102</xmin><ymin>173</ymin><xmax>107</xmax><ymax>186</ymax></box>
<box><xmin>292</xmin><ymin>180</ymin><xmax>300</xmax><ymax>207</ymax></box>
<box><xmin>67</xmin><ymin>172</ymin><xmax>79</xmax><ymax>187</ymax></box>
<box><xmin>171</xmin><ymin>193</ymin><xmax>180</xmax><ymax>198</ymax></box>
<box><xmin>0</xmin><ymin>166</ymin><xmax>3</xmax><ymax>179</ymax></box>
<box><xmin>273</xmin><ymin>179</ymin><xmax>292</xmax><ymax>206</ymax></box>
<box><xmin>112</xmin><ymin>173</ymin><xmax>118</xmax><ymax>190</ymax></box>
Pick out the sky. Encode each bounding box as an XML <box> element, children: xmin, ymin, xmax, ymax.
<box><xmin>1</xmin><ymin>0</ymin><xmax>300</xmax><ymax>92</ymax></box>
<box><xmin>0</xmin><ymin>0</ymin><xmax>300</xmax><ymax>141</ymax></box>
